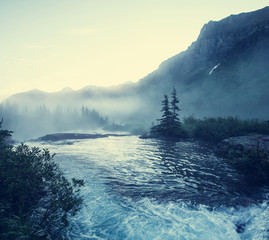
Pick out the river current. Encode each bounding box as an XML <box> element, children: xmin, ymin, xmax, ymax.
<box><xmin>29</xmin><ymin>136</ymin><xmax>269</xmax><ymax>239</ymax></box>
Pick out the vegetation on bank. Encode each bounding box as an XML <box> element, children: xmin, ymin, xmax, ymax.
<box><xmin>182</xmin><ymin>116</ymin><xmax>269</xmax><ymax>142</ymax></box>
<box><xmin>148</xmin><ymin>87</ymin><xmax>269</xmax><ymax>142</ymax></box>
<box><xmin>0</xmin><ymin>120</ymin><xmax>84</xmax><ymax>239</ymax></box>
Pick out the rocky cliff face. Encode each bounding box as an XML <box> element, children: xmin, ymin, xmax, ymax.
<box><xmin>196</xmin><ymin>8</ymin><xmax>269</xmax><ymax>57</ymax></box>
<box><xmin>136</xmin><ymin>6</ymin><xmax>269</xmax><ymax>119</ymax></box>
<box><xmin>163</xmin><ymin>6</ymin><xmax>269</xmax><ymax>72</ymax></box>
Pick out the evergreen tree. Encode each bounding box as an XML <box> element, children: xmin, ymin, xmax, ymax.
<box><xmin>150</xmin><ymin>94</ymin><xmax>172</xmax><ymax>137</ymax></box>
<box><xmin>0</xmin><ymin>119</ymin><xmax>12</xmax><ymax>146</ymax></box>
<box><xmin>170</xmin><ymin>87</ymin><xmax>181</xmax><ymax>128</ymax></box>
<box><xmin>150</xmin><ymin>88</ymin><xmax>186</xmax><ymax>138</ymax></box>
<box><xmin>159</xmin><ymin>94</ymin><xmax>173</xmax><ymax>130</ymax></box>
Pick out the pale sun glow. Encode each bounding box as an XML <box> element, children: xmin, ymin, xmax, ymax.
<box><xmin>0</xmin><ymin>0</ymin><xmax>268</xmax><ymax>101</ymax></box>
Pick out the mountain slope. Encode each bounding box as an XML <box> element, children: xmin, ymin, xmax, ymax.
<box><xmin>2</xmin><ymin>6</ymin><xmax>269</xmax><ymax>138</ymax></box>
<box><xmin>135</xmin><ymin>6</ymin><xmax>269</xmax><ymax>119</ymax></box>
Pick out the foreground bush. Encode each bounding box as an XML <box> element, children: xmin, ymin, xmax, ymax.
<box><xmin>0</xmin><ymin>122</ymin><xmax>84</xmax><ymax>239</ymax></box>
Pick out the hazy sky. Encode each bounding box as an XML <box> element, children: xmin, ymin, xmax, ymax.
<box><xmin>0</xmin><ymin>0</ymin><xmax>268</xmax><ymax>100</ymax></box>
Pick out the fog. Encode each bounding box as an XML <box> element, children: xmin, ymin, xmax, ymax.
<box><xmin>0</xmin><ymin>88</ymin><xmax>161</xmax><ymax>141</ymax></box>
<box><xmin>0</xmin><ymin>103</ymin><xmax>107</xmax><ymax>141</ymax></box>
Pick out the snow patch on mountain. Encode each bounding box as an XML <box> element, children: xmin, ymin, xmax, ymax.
<box><xmin>209</xmin><ymin>63</ymin><xmax>220</xmax><ymax>75</ymax></box>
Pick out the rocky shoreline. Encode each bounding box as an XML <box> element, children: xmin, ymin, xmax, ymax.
<box><xmin>35</xmin><ymin>133</ymin><xmax>129</xmax><ymax>141</ymax></box>
<box><xmin>215</xmin><ymin>135</ymin><xmax>269</xmax><ymax>156</ymax></box>
<box><xmin>215</xmin><ymin>135</ymin><xmax>269</xmax><ymax>184</ymax></box>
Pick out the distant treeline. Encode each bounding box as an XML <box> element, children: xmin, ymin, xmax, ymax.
<box><xmin>182</xmin><ymin>116</ymin><xmax>269</xmax><ymax>142</ymax></box>
<box><xmin>0</xmin><ymin>103</ymin><xmax>122</xmax><ymax>140</ymax></box>
<box><xmin>151</xmin><ymin>114</ymin><xmax>269</xmax><ymax>142</ymax></box>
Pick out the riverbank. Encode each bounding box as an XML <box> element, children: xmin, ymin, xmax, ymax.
<box><xmin>215</xmin><ymin>135</ymin><xmax>269</xmax><ymax>184</ymax></box>
<box><xmin>141</xmin><ymin>133</ymin><xmax>269</xmax><ymax>184</ymax></box>
<box><xmin>216</xmin><ymin>135</ymin><xmax>269</xmax><ymax>156</ymax></box>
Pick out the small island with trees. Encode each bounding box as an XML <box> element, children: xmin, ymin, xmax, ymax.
<box><xmin>148</xmin><ymin>87</ymin><xmax>187</xmax><ymax>139</ymax></box>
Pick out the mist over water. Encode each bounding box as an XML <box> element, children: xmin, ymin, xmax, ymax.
<box><xmin>28</xmin><ymin>136</ymin><xmax>269</xmax><ymax>239</ymax></box>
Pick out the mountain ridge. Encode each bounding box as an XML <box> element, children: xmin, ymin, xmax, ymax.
<box><xmin>2</xmin><ymin>6</ymin><xmax>269</xmax><ymax>134</ymax></box>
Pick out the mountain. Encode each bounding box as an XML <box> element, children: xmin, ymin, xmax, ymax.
<box><xmin>1</xmin><ymin>6</ymin><xmax>269</xmax><ymax>138</ymax></box>
<box><xmin>135</xmin><ymin>6</ymin><xmax>269</xmax><ymax>119</ymax></box>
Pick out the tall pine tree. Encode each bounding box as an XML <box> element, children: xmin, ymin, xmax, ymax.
<box><xmin>159</xmin><ymin>94</ymin><xmax>173</xmax><ymax>134</ymax></box>
<box><xmin>150</xmin><ymin>88</ymin><xmax>186</xmax><ymax>138</ymax></box>
<box><xmin>151</xmin><ymin>94</ymin><xmax>172</xmax><ymax>136</ymax></box>
<box><xmin>171</xmin><ymin>87</ymin><xmax>181</xmax><ymax>128</ymax></box>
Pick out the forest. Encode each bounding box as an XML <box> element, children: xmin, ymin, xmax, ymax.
<box><xmin>0</xmin><ymin>104</ymin><xmax>118</xmax><ymax>140</ymax></box>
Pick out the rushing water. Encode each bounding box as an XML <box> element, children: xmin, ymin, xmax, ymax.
<box><xmin>29</xmin><ymin>136</ymin><xmax>269</xmax><ymax>240</ymax></box>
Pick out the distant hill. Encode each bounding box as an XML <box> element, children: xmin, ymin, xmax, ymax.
<box><xmin>2</xmin><ymin>6</ymin><xmax>269</xmax><ymax>139</ymax></box>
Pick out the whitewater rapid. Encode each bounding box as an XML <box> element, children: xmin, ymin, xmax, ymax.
<box><xmin>29</xmin><ymin>136</ymin><xmax>269</xmax><ymax>239</ymax></box>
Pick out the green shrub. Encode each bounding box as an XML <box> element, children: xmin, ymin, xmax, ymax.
<box><xmin>0</xmin><ymin>122</ymin><xmax>84</xmax><ymax>239</ymax></box>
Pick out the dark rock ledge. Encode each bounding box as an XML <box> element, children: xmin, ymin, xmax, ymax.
<box><xmin>216</xmin><ymin>135</ymin><xmax>269</xmax><ymax>156</ymax></box>
<box><xmin>215</xmin><ymin>135</ymin><xmax>269</xmax><ymax>184</ymax></box>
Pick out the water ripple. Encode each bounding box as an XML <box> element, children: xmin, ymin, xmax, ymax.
<box><xmin>28</xmin><ymin>136</ymin><xmax>269</xmax><ymax>239</ymax></box>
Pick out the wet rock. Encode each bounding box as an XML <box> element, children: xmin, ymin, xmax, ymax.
<box><xmin>235</xmin><ymin>222</ymin><xmax>246</xmax><ymax>233</ymax></box>
<box><xmin>215</xmin><ymin>135</ymin><xmax>269</xmax><ymax>185</ymax></box>
<box><xmin>216</xmin><ymin>135</ymin><xmax>269</xmax><ymax>157</ymax></box>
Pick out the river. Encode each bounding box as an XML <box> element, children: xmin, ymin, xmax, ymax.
<box><xmin>29</xmin><ymin>136</ymin><xmax>269</xmax><ymax>239</ymax></box>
